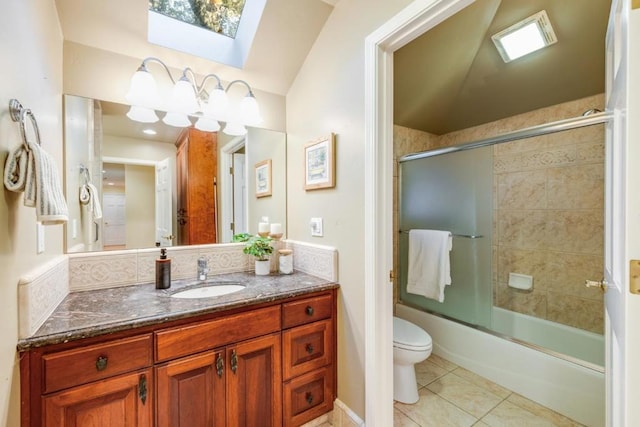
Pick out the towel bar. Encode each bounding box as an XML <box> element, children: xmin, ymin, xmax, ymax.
<box><xmin>9</xmin><ymin>99</ymin><xmax>42</xmax><ymax>147</ymax></box>
<box><xmin>399</xmin><ymin>230</ymin><xmax>483</xmax><ymax>239</ymax></box>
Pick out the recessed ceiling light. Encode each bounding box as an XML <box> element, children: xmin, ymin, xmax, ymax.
<box><xmin>491</xmin><ymin>10</ymin><xmax>557</xmax><ymax>63</ymax></box>
<box><xmin>107</xmin><ymin>182</ymin><xmax>115</xmax><ymax>186</ymax></box>
<box><xmin>143</xmin><ymin>128</ymin><xmax>157</xmax><ymax>135</ymax></box>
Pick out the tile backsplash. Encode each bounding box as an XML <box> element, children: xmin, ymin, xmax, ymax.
<box><xmin>19</xmin><ymin>240</ymin><xmax>338</xmax><ymax>338</ymax></box>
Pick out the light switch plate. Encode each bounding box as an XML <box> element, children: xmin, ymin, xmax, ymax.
<box><xmin>36</xmin><ymin>222</ymin><xmax>45</xmax><ymax>254</ymax></box>
<box><xmin>310</xmin><ymin>218</ymin><xmax>323</xmax><ymax>237</ymax></box>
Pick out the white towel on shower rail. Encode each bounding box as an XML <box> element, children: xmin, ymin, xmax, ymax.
<box><xmin>407</xmin><ymin>229</ymin><xmax>452</xmax><ymax>302</ymax></box>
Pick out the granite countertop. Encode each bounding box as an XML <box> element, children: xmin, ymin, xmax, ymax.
<box><xmin>18</xmin><ymin>271</ymin><xmax>338</xmax><ymax>351</ymax></box>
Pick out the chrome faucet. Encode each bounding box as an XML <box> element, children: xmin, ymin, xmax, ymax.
<box><xmin>197</xmin><ymin>257</ymin><xmax>209</xmax><ymax>281</ymax></box>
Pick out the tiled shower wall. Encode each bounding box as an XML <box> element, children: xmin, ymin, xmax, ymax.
<box><xmin>394</xmin><ymin>94</ymin><xmax>604</xmax><ymax>333</ymax></box>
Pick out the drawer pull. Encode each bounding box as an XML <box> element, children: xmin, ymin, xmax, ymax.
<box><xmin>305</xmin><ymin>343</ymin><xmax>314</xmax><ymax>354</ymax></box>
<box><xmin>306</xmin><ymin>392</ymin><xmax>314</xmax><ymax>405</ymax></box>
<box><xmin>95</xmin><ymin>356</ymin><xmax>108</xmax><ymax>371</ymax></box>
<box><xmin>216</xmin><ymin>353</ymin><xmax>224</xmax><ymax>378</ymax></box>
<box><xmin>305</xmin><ymin>306</ymin><xmax>314</xmax><ymax>316</ymax></box>
<box><xmin>139</xmin><ymin>374</ymin><xmax>147</xmax><ymax>405</ymax></box>
<box><xmin>231</xmin><ymin>350</ymin><xmax>238</xmax><ymax>374</ymax></box>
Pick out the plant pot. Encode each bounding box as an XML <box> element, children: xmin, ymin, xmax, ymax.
<box><xmin>254</xmin><ymin>259</ymin><xmax>270</xmax><ymax>275</ymax></box>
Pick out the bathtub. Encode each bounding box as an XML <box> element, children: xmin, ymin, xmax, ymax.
<box><xmin>491</xmin><ymin>306</ymin><xmax>604</xmax><ymax>367</ymax></box>
<box><xmin>396</xmin><ymin>303</ymin><xmax>605</xmax><ymax>427</ymax></box>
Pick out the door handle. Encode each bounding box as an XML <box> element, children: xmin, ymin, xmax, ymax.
<box><xmin>585</xmin><ymin>279</ymin><xmax>608</xmax><ymax>293</ymax></box>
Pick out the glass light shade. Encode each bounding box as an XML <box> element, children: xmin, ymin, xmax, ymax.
<box><xmin>162</xmin><ymin>111</ymin><xmax>192</xmax><ymax>127</ymax></box>
<box><xmin>202</xmin><ymin>87</ymin><xmax>230</xmax><ymax>121</ymax></box>
<box><xmin>170</xmin><ymin>77</ymin><xmax>200</xmax><ymax>114</ymax></box>
<box><xmin>126</xmin><ymin>69</ymin><xmax>161</xmax><ymax>109</ymax></box>
<box><xmin>195</xmin><ymin>117</ymin><xmax>221</xmax><ymax>132</ymax></box>
<box><xmin>238</xmin><ymin>94</ymin><xmax>262</xmax><ymax>126</ymax></box>
<box><xmin>126</xmin><ymin>105</ymin><xmax>159</xmax><ymax>123</ymax></box>
<box><xmin>223</xmin><ymin>121</ymin><xmax>247</xmax><ymax>136</ymax></box>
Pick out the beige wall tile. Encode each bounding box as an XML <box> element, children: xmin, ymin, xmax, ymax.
<box><xmin>494</xmin><ymin>282</ymin><xmax>547</xmax><ymax>318</ymax></box>
<box><xmin>546</xmin><ymin>251</ymin><xmax>605</xmax><ymax>301</ymax></box>
<box><xmin>546</xmin><ymin>291</ymin><xmax>604</xmax><ymax>333</ymax></box>
<box><xmin>494</xmin><ymin>146</ymin><xmax>577</xmax><ymax>174</ymax></box>
<box><xmin>498</xmin><ymin>210</ymin><xmax>547</xmax><ymax>250</ymax></box>
<box><xmin>576</xmin><ymin>140</ymin><xmax>605</xmax><ymax>163</ymax></box>
<box><xmin>547</xmin><ymin>164</ymin><xmax>604</xmax><ymax>209</ymax></box>
<box><xmin>495</xmin><ymin>136</ymin><xmax>546</xmax><ymax>156</ymax></box>
<box><xmin>497</xmin><ymin>248</ymin><xmax>550</xmax><ymax>290</ymax></box>
<box><xmin>497</xmin><ymin>170</ymin><xmax>547</xmax><ymax>210</ymax></box>
<box><xmin>546</xmin><ymin>210</ymin><xmax>604</xmax><ymax>255</ymax></box>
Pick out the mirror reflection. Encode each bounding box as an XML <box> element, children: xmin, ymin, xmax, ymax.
<box><xmin>63</xmin><ymin>94</ymin><xmax>286</xmax><ymax>253</ymax></box>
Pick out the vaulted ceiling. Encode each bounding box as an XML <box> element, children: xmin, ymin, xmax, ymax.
<box><xmin>394</xmin><ymin>0</ymin><xmax>611</xmax><ymax>135</ymax></box>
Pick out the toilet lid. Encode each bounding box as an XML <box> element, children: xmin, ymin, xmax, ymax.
<box><xmin>393</xmin><ymin>317</ymin><xmax>432</xmax><ymax>351</ymax></box>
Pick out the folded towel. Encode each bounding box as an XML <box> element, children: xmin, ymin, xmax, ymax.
<box><xmin>3</xmin><ymin>140</ymin><xmax>68</xmax><ymax>224</ymax></box>
<box><xmin>407</xmin><ymin>229</ymin><xmax>452</xmax><ymax>302</ymax></box>
<box><xmin>79</xmin><ymin>182</ymin><xmax>103</xmax><ymax>220</ymax></box>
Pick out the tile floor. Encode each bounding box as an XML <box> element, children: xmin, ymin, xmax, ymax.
<box><xmin>393</xmin><ymin>354</ymin><xmax>585</xmax><ymax>427</ymax></box>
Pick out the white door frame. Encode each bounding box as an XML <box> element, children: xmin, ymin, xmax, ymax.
<box><xmin>364</xmin><ymin>1</ymin><xmax>474</xmax><ymax>424</ymax></box>
<box><xmin>220</xmin><ymin>136</ymin><xmax>246</xmax><ymax>242</ymax></box>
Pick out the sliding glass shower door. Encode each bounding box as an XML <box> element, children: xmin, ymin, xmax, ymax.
<box><xmin>398</xmin><ymin>146</ymin><xmax>493</xmax><ymax>328</ymax></box>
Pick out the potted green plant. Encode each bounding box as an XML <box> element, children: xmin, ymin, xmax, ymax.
<box><xmin>242</xmin><ymin>235</ymin><xmax>273</xmax><ymax>275</ymax></box>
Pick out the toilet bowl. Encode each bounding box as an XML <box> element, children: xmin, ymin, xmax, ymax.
<box><xmin>393</xmin><ymin>316</ymin><xmax>432</xmax><ymax>404</ymax></box>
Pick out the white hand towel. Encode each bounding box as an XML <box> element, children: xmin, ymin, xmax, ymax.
<box><xmin>3</xmin><ymin>140</ymin><xmax>68</xmax><ymax>224</ymax></box>
<box><xmin>407</xmin><ymin>229</ymin><xmax>452</xmax><ymax>302</ymax></box>
<box><xmin>79</xmin><ymin>183</ymin><xmax>103</xmax><ymax>220</ymax></box>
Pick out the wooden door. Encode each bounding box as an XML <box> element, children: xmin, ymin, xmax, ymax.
<box><xmin>226</xmin><ymin>333</ymin><xmax>282</xmax><ymax>427</ymax></box>
<box><xmin>42</xmin><ymin>369</ymin><xmax>152</xmax><ymax>427</ymax></box>
<box><xmin>187</xmin><ymin>129</ymin><xmax>218</xmax><ymax>244</ymax></box>
<box><xmin>156</xmin><ymin>350</ymin><xmax>225</xmax><ymax>427</ymax></box>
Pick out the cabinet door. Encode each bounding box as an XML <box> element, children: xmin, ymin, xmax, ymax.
<box><xmin>156</xmin><ymin>350</ymin><xmax>225</xmax><ymax>427</ymax></box>
<box><xmin>226</xmin><ymin>333</ymin><xmax>282</xmax><ymax>427</ymax></box>
<box><xmin>42</xmin><ymin>368</ymin><xmax>152</xmax><ymax>427</ymax></box>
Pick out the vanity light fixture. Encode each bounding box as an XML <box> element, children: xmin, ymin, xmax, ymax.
<box><xmin>125</xmin><ymin>57</ymin><xmax>262</xmax><ymax>136</ymax></box>
<box><xmin>491</xmin><ymin>10</ymin><xmax>557</xmax><ymax>63</ymax></box>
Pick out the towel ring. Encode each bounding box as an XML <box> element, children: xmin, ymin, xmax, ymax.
<box><xmin>9</xmin><ymin>98</ymin><xmax>42</xmax><ymax>147</ymax></box>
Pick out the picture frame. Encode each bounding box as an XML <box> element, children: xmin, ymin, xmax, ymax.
<box><xmin>304</xmin><ymin>133</ymin><xmax>336</xmax><ymax>191</ymax></box>
<box><xmin>255</xmin><ymin>159</ymin><xmax>272</xmax><ymax>198</ymax></box>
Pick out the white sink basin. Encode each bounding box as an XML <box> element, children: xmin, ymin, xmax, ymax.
<box><xmin>171</xmin><ymin>284</ymin><xmax>245</xmax><ymax>299</ymax></box>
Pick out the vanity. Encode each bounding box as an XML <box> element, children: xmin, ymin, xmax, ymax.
<box><xmin>18</xmin><ymin>272</ymin><xmax>338</xmax><ymax>427</ymax></box>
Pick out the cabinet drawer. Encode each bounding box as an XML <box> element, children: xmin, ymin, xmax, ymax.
<box><xmin>42</xmin><ymin>334</ymin><xmax>153</xmax><ymax>393</ymax></box>
<box><xmin>282</xmin><ymin>294</ymin><xmax>332</xmax><ymax>329</ymax></box>
<box><xmin>283</xmin><ymin>366</ymin><xmax>334</xmax><ymax>427</ymax></box>
<box><xmin>156</xmin><ymin>305</ymin><xmax>281</xmax><ymax>362</ymax></box>
<box><xmin>283</xmin><ymin>319</ymin><xmax>332</xmax><ymax>380</ymax></box>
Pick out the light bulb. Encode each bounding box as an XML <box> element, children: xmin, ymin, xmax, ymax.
<box><xmin>126</xmin><ymin>105</ymin><xmax>159</xmax><ymax>123</ymax></box>
<box><xmin>202</xmin><ymin>86</ymin><xmax>230</xmax><ymax>121</ymax></box>
<box><xmin>126</xmin><ymin>68</ymin><xmax>161</xmax><ymax>109</ymax></box>
<box><xmin>170</xmin><ymin>77</ymin><xmax>199</xmax><ymax>114</ymax></box>
<box><xmin>163</xmin><ymin>111</ymin><xmax>192</xmax><ymax>127</ymax></box>
<box><xmin>195</xmin><ymin>117</ymin><xmax>221</xmax><ymax>132</ymax></box>
<box><xmin>223</xmin><ymin>121</ymin><xmax>247</xmax><ymax>136</ymax></box>
<box><xmin>239</xmin><ymin>93</ymin><xmax>262</xmax><ymax>126</ymax></box>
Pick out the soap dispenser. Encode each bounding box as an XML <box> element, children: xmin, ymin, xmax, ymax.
<box><xmin>156</xmin><ymin>247</ymin><xmax>171</xmax><ymax>289</ymax></box>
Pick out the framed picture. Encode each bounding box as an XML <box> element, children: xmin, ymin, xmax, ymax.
<box><xmin>304</xmin><ymin>133</ymin><xmax>336</xmax><ymax>191</ymax></box>
<box><xmin>255</xmin><ymin>159</ymin><xmax>272</xmax><ymax>198</ymax></box>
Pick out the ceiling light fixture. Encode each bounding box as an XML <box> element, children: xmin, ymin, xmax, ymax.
<box><xmin>491</xmin><ymin>10</ymin><xmax>557</xmax><ymax>63</ymax></box>
<box><xmin>125</xmin><ymin>57</ymin><xmax>262</xmax><ymax>136</ymax></box>
<box><xmin>143</xmin><ymin>128</ymin><xmax>157</xmax><ymax>135</ymax></box>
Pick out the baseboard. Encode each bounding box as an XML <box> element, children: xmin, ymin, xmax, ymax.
<box><xmin>332</xmin><ymin>398</ymin><xmax>365</xmax><ymax>426</ymax></box>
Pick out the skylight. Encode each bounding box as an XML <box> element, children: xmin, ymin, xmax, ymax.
<box><xmin>149</xmin><ymin>0</ymin><xmax>247</xmax><ymax>39</ymax></box>
<box><xmin>147</xmin><ymin>0</ymin><xmax>266</xmax><ymax>69</ymax></box>
<box><xmin>491</xmin><ymin>10</ymin><xmax>557</xmax><ymax>63</ymax></box>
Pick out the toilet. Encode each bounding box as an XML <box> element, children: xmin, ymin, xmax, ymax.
<box><xmin>393</xmin><ymin>316</ymin><xmax>432</xmax><ymax>404</ymax></box>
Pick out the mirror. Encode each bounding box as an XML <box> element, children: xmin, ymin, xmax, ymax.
<box><xmin>63</xmin><ymin>94</ymin><xmax>287</xmax><ymax>253</ymax></box>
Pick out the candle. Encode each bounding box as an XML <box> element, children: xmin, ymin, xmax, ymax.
<box><xmin>270</xmin><ymin>223</ymin><xmax>282</xmax><ymax>235</ymax></box>
<box><xmin>258</xmin><ymin>222</ymin><xmax>269</xmax><ymax>233</ymax></box>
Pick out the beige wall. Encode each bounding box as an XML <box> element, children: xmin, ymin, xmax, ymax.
<box><xmin>0</xmin><ymin>1</ymin><xmax>63</xmax><ymax>425</ymax></box>
<box><xmin>125</xmin><ymin>164</ymin><xmax>156</xmax><ymax>249</ymax></box>
<box><xmin>286</xmin><ymin>0</ymin><xmax>414</xmax><ymax>418</ymax></box>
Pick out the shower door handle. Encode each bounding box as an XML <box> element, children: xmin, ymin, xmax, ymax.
<box><xmin>585</xmin><ymin>279</ymin><xmax>608</xmax><ymax>293</ymax></box>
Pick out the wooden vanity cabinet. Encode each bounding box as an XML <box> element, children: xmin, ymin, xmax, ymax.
<box><xmin>21</xmin><ymin>289</ymin><xmax>336</xmax><ymax>427</ymax></box>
